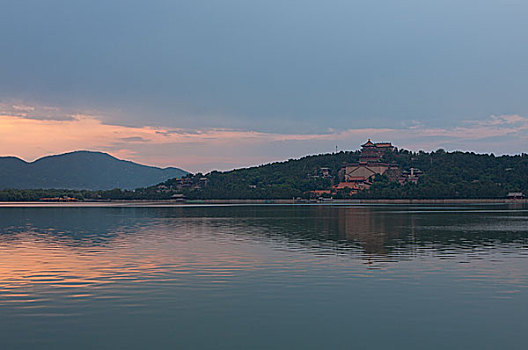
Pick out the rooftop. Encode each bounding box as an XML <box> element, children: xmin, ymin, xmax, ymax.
<box><xmin>361</xmin><ymin>139</ymin><xmax>375</xmax><ymax>147</ymax></box>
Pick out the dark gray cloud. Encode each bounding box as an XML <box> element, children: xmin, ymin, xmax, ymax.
<box><xmin>1</xmin><ymin>0</ymin><xmax>528</xmax><ymax>134</ymax></box>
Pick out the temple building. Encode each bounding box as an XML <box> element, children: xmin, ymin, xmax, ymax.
<box><xmin>335</xmin><ymin>139</ymin><xmax>399</xmax><ymax>192</ymax></box>
<box><xmin>339</xmin><ymin>162</ymin><xmax>400</xmax><ymax>191</ymax></box>
<box><xmin>398</xmin><ymin>167</ymin><xmax>423</xmax><ymax>184</ymax></box>
<box><xmin>308</xmin><ymin>139</ymin><xmax>424</xmax><ymax>197</ymax></box>
<box><xmin>359</xmin><ymin>139</ymin><xmax>395</xmax><ymax>162</ymax></box>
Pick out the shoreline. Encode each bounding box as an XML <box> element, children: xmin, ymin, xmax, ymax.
<box><xmin>0</xmin><ymin>198</ymin><xmax>526</xmax><ymax>207</ymax></box>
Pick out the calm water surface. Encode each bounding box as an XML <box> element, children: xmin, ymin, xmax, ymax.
<box><xmin>1</xmin><ymin>203</ymin><xmax>527</xmax><ymax>349</ymax></box>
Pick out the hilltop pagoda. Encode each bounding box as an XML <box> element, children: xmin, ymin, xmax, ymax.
<box><xmin>334</xmin><ymin>140</ymin><xmax>398</xmax><ymax>193</ymax></box>
<box><xmin>359</xmin><ymin>139</ymin><xmax>394</xmax><ymax>163</ymax></box>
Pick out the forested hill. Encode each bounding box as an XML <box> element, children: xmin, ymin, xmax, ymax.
<box><xmin>163</xmin><ymin>149</ymin><xmax>527</xmax><ymax>199</ymax></box>
<box><xmin>360</xmin><ymin>149</ymin><xmax>528</xmax><ymax>199</ymax></box>
<box><xmin>178</xmin><ymin>151</ymin><xmax>361</xmax><ymax>199</ymax></box>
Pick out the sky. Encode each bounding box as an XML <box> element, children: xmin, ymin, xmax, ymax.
<box><xmin>1</xmin><ymin>0</ymin><xmax>527</xmax><ymax>172</ymax></box>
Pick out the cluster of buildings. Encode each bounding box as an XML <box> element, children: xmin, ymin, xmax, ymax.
<box><xmin>154</xmin><ymin>176</ymin><xmax>210</xmax><ymax>201</ymax></box>
<box><xmin>155</xmin><ymin>176</ymin><xmax>209</xmax><ymax>194</ymax></box>
<box><xmin>335</xmin><ymin>140</ymin><xmax>400</xmax><ymax>194</ymax></box>
<box><xmin>39</xmin><ymin>196</ymin><xmax>79</xmax><ymax>202</ymax></box>
<box><xmin>309</xmin><ymin>139</ymin><xmax>423</xmax><ymax>197</ymax></box>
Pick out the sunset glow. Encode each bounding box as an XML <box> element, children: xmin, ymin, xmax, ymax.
<box><xmin>1</xmin><ymin>109</ymin><xmax>527</xmax><ymax>172</ymax></box>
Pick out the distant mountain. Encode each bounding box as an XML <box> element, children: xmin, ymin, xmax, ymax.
<box><xmin>0</xmin><ymin>151</ymin><xmax>189</xmax><ymax>190</ymax></box>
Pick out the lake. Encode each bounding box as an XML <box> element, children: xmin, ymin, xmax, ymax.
<box><xmin>1</xmin><ymin>203</ymin><xmax>527</xmax><ymax>349</ymax></box>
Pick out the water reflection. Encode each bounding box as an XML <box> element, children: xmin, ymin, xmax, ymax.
<box><xmin>1</xmin><ymin>204</ymin><xmax>528</xmax><ymax>349</ymax></box>
<box><xmin>1</xmin><ymin>204</ymin><xmax>527</xmax><ymax>257</ymax></box>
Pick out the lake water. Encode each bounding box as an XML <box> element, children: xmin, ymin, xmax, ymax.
<box><xmin>1</xmin><ymin>203</ymin><xmax>527</xmax><ymax>349</ymax></box>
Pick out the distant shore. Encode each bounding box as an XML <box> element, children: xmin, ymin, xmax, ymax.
<box><xmin>0</xmin><ymin>198</ymin><xmax>526</xmax><ymax>207</ymax></box>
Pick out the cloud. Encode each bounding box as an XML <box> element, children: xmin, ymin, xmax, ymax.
<box><xmin>11</xmin><ymin>104</ymin><xmax>35</xmax><ymax>112</ymax></box>
<box><xmin>120</xmin><ymin>136</ymin><xmax>149</xmax><ymax>143</ymax></box>
<box><xmin>476</xmin><ymin>114</ymin><xmax>528</xmax><ymax>128</ymax></box>
<box><xmin>1</xmin><ymin>108</ymin><xmax>527</xmax><ymax>172</ymax></box>
<box><xmin>413</xmin><ymin>114</ymin><xmax>528</xmax><ymax>139</ymax></box>
<box><xmin>0</xmin><ymin>103</ymin><xmax>74</xmax><ymax>121</ymax></box>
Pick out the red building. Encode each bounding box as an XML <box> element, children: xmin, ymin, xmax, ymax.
<box><xmin>359</xmin><ymin>139</ymin><xmax>394</xmax><ymax>162</ymax></box>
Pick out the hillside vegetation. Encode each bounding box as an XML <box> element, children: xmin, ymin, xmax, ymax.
<box><xmin>360</xmin><ymin>149</ymin><xmax>528</xmax><ymax>199</ymax></box>
<box><xmin>0</xmin><ymin>149</ymin><xmax>526</xmax><ymax>200</ymax></box>
<box><xmin>175</xmin><ymin>151</ymin><xmax>360</xmax><ymax>199</ymax></box>
<box><xmin>157</xmin><ymin>149</ymin><xmax>528</xmax><ymax>200</ymax></box>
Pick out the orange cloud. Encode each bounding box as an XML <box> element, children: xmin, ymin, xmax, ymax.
<box><xmin>0</xmin><ymin>113</ymin><xmax>394</xmax><ymax>168</ymax></box>
<box><xmin>1</xmin><ymin>106</ymin><xmax>527</xmax><ymax>172</ymax></box>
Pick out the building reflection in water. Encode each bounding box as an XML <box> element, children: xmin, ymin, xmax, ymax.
<box><xmin>335</xmin><ymin>207</ymin><xmax>413</xmax><ymax>256</ymax></box>
<box><xmin>0</xmin><ymin>204</ymin><xmax>527</xmax><ymax>279</ymax></box>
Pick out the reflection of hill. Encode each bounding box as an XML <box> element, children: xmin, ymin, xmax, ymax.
<box><xmin>154</xmin><ymin>204</ymin><xmax>528</xmax><ymax>259</ymax></box>
<box><xmin>0</xmin><ymin>204</ymin><xmax>527</xmax><ymax>260</ymax></box>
